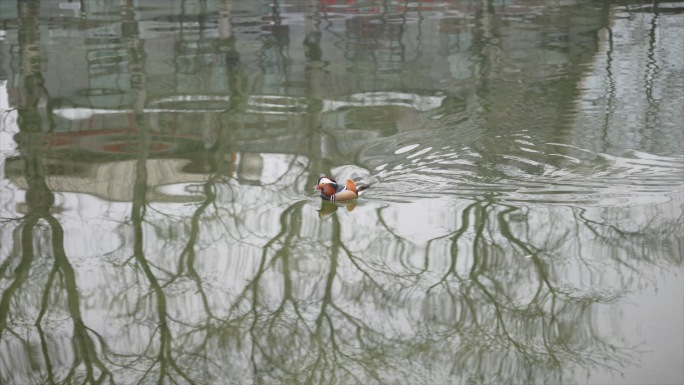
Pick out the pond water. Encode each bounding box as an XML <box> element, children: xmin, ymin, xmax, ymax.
<box><xmin>0</xmin><ymin>1</ymin><xmax>683</xmax><ymax>384</ymax></box>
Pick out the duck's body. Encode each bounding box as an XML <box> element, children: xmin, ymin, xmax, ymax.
<box><xmin>315</xmin><ymin>176</ymin><xmax>368</xmax><ymax>202</ymax></box>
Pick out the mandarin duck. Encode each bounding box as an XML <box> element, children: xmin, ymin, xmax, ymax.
<box><xmin>314</xmin><ymin>176</ymin><xmax>368</xmax><ymax>202</ymax></box>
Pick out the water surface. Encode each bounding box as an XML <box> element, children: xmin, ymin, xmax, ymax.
<box><xmin>0</xmin><ymin>1</ymin><xmax>683</xmax><ymax>384</ymax></box>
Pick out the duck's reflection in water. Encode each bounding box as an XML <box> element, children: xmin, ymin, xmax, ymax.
<box><xmin>317</xmin><ymin>200</ymin><xmax>359</xmax><ymax>219</ymax></box>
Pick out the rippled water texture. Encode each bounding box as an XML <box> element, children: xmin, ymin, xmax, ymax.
<box><xmin>0</xmin><ymin>1</ymin><xmax>683</xmax><ymax>384</ymax></box>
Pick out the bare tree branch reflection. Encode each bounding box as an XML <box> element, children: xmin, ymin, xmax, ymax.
<box><xmin>1</xmin><ymin>1</ymin><xmax>681</xmax><ymax>385</ymax></box>
<box><xmin>0</xmin><ymin>2</ymin><xmax>113</xmax><ymax>384</ymax></box>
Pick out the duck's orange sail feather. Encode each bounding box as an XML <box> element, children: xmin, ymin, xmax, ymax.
<box><xmin>345</xmin><ymin>179</ymin><xmax>357</xmax><ymax>193</ymax></box>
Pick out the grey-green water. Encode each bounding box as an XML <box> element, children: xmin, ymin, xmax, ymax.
<box><xmin>0</xmin><ymin>1</ymin><xmax>683</xmax><ymax>384</ymax></box>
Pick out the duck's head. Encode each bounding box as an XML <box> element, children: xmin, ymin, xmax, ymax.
<box><xmin>315</xmin><ymin>176</ymin><xmax>338</xmax><ymax>197</ymax></box>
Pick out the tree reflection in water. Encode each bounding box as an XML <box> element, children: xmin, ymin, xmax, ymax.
<box><xmin>1</xmin><ymin>0</ymin><xmax>682</xmax><ymax>384</ymax></box>
<box><xmin>0</xmin><ymin>2</ymin><xmax>111</xmax><ymax>384</ymax></box>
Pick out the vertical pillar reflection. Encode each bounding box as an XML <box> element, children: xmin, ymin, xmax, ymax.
<box><xmin>304</xmin><ymin>0</ymin><xmax>330</xmax><ymax>185</ymax></box>
<box><xmin>16</xmin><ymin>0</ymin><xmax>53</xmax><ymax>135</ymax></box>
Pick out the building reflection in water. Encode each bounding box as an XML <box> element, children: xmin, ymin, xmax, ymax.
<box><xmin>0</xmin><ymin>1</ymin><xmax>682</xmax><ymax>384</ymax></box>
